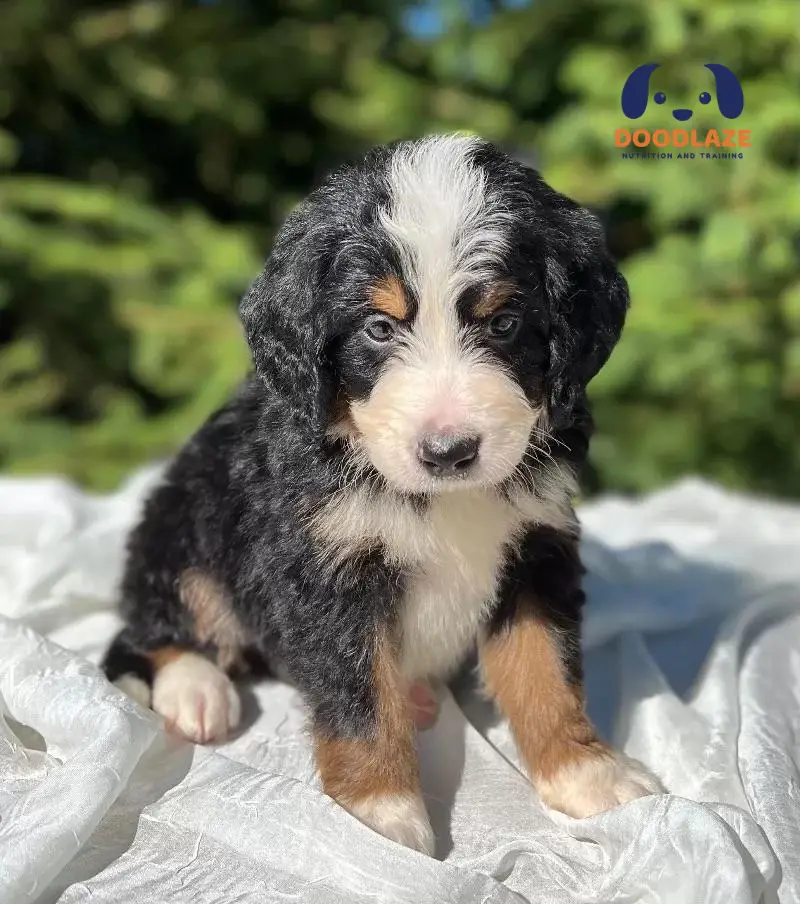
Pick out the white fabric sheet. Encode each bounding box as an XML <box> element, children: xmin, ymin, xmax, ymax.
<box><xmin>0</xmin><ymin>469</ymin><xmax>797</xmax><ymax>903</ymax></box>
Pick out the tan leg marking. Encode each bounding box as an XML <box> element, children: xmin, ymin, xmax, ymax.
<box><xmin>146</xmin><ymin>645</ymin><xmax>186</xmax><ymax>670</ymax></box>
<box><xmin>315</xmin><ymin>630</ymin><xmax>434</xmax><ymax>854</ymax></box>
<box><xmin>481</xmin><ymin>609</ymin><xmax>663</xmax><ymax>818</ymax></box>
<box><xmin>179</xmin><ymin>568</ymin><xmax>245</xmax><ymax>671</ymax></box>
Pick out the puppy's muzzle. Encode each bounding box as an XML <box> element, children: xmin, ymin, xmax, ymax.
<box><xmin>417</xmin><ymin>431</ymin><xmax>480</xmax><ymax>478</ymax></box>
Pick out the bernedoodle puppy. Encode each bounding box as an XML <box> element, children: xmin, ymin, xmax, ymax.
<box><xmin>103</xmin><ymin>134</ymin><xmax>664</xmax><ymax>855</ymax></box>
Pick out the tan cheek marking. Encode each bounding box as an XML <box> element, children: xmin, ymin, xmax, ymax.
<box><xmin>315</xmin><ymin>629</ymin><xmax>419</xmax><ymax>805</ymax></box>
<box><xmin>179</xmin><ymin>568</ymin><xmax>245</xmax><ymax>671</ymax></box>
<box><xmin>370</xmin><ymin>275</ymin><xmax>409</xmax><ymax>321</ymax></box>
<box><xmin>480</xmin><ymin>606</ymin><xmax>605</xmax><ymax>783</ymax></box>
<box><xmin>473</xmin><ymin>280</ymin><xmax>516</xmax><ymax>319</ymax></box>
<box><xmin>325</xmin><ymin>393</ymin><xmax>360</xmax><ymax>442</ymax></box>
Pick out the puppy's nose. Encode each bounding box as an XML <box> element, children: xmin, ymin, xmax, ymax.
<box><xmin>417</xmin><ymin>432</ymin><xmax>480</xmax><ymax>477</ymax></box>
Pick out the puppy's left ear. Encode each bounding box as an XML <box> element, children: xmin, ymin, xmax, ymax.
<box><xmin>544</xmin><ymin>205</ymin><xmax>629</xmax><ymax>431</ymax></box>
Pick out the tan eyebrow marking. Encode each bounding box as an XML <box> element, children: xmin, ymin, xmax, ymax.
<box><xmin>473</xmin><ymin>281</ymin><xmax>517</xmax><ymax>318</ymax></box>
<box><xmin>370</xmin><ymin>276</ymin><xmax>409</xmax><ymax>320</ymax></box>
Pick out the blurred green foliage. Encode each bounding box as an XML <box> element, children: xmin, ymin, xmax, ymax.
<box><xmin>0</xmin><ymin>0</ymin><xmax>798</xmax><ymax>495</ymax></box>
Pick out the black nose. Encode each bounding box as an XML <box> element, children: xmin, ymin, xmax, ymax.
<box><xmin>418</xmin><ymin>432</ymin><xmax>480</xmax><ymax>477</ymax></box>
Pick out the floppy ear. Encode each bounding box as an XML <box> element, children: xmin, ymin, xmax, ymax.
<box><xmin>620</xmin><ymin>63</ymin><xmax>660</xmax><ymax>119</ymax></box>
<box><xmin>239</xmin><ymin>209</ymin><xmax>333</xmax><ymax>444</ymax></box>
<box><xmin>704</xmin><ymin>63</ymin><xmax>744</xmax><ymax>119</ymax></box>
<box><xmin>543</xmin><ymin>207</ymin><xmax>629</xmax><ymax>432</ymax></box>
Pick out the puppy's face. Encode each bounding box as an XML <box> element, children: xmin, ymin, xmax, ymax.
<box><xmin>333</xmin><ymin>268</ymin><xmax>546</xmax><ymax>494</ymax></box>
<box><xmin>241</xmin><ymin>135</ymin><xmax>629</xmax><ymax>494</ymax></box>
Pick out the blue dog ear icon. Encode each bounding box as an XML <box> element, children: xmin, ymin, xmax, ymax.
<box><xmin>704</xmin><ymin>63</ymin><xmax>744</xmax><ymax>118</ymax></box>
<box><xmin>621</xmin><ymin>63</ymin><xmax>661</xmax><ymax>119</ymax></box>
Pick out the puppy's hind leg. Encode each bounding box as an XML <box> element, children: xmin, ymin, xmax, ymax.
<box><xmin>150</xmin><ymin>646</ymin><xmax>241</xmax><ymax>743</ymax></box>
<box><xmin>103</xmin><ymin>631</ymin><xmax>241</xmax><ymax>745</ymax></box>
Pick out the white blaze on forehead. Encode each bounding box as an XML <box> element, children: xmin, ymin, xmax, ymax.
<box><xmin>379</xmin><ymin>135</ymin><xmax>512</xmax><ymax>358</ymax></box>
<box><xmin>349</xmin><ymin>136</ymin><xmax>536</xmax><ymax>494</ymax></box>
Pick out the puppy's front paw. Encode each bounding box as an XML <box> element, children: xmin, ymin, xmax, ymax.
<box><xmin>538</xmin><ymin>748</ymin><xmax>665</xmax><ymax>818</ymax></box>
<box><xmin>152</xmin><ymin>652</ymin><xmax>241</xmax><ymax>743</ymax></box>
<box><xmin>348</xmin><ymin>793</ymin><xmax>435</xmax><ymax>855</ymax></box>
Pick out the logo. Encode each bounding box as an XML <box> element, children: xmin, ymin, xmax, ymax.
<box><xmin>615</xmin><ymin>63</ymin><xmax>748</xmax><ymax>160</ymax></box>
<box><xmin>621</xmin><ymin>63</ymin><xmax>743</xmax><ymax>120</ymax></box>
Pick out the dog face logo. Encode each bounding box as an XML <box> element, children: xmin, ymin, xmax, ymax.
<box><xmin>621</xmin><ymin>63</ymin><xmax>744</xmax><ymax>121</ymax></box>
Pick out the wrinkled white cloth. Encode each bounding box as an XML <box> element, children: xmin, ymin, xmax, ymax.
<box><xmin>0</xmin><ymin>469</ymin><xmax>797</xmax><ymax>904</ymax></box>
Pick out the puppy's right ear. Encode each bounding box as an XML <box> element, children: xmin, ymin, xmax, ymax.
<box><xmin>239</xmin><ymin>209</ymin><xmax>332</xmax><ymax>443</ymax></box>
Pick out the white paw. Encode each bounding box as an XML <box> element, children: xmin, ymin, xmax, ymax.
<box><xmin>152</xmin><ymin>653</ymin><xmax>241</xmax><ymax>743</ymax></box>
<box><xmin>348</xmin><ymin>793</ymin><xmax>435</xmax><ymax>856</ymax></box>
<box><xmin>538</xmin><ymin>750</ymin><xmax>665</xmax><ymax>818</ymax></box>
<box><xmin>113</xmin><ymin>673</ymin><xmax>152</xmax><ymax>708</ymax></box>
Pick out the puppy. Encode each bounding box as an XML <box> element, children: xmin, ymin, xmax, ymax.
<box><xmin>103</xmin><ymin>134</ymin><xmax>663</xmax><ymax>855</ymax></box>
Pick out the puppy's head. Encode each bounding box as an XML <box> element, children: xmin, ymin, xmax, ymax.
<box><xmin>241</xmin><ymin>135</ymin><xmax>628</xmax><ymax>494</ymax></box>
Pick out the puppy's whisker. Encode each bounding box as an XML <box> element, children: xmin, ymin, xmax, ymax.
<box><xmin>530</xmin><ymin>427</ymin><xmax>568</xmax><ymax>452</ymax></box>
<box><xmin>524</xmin><ymin>444</ymin><xmax>558</xmax><ymax>470</ymax></box>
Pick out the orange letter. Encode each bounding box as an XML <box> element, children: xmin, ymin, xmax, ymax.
<box><xmin>722</xmin><ymin>129</ymin><xmax>736</xmax><ymax>147</ymax></box>
<box><xmin>633</xmin><ymin>129</ymin><xmax>651</xmax><ymax>147</ymax></box>
<box><xmin>739</xmin><ymin>130</ymin><xmax>751</xmax><ymax>147</ymax></box>
<box><xmin>652</xmin><ymin>129</ymin><xmax>669</xmax><ymax>147</ymax></box>
<box><xmin>691</xmin><ymin>130</ymin><xmax>703</xmax><ymax>147</ymax></box>
<box><xmin>706</xmin><ymin>129</ymin><xmax>720</xmax><ymax>147</ymax></box>
<box><xmin>615</xmin><ymin>129</ymin><xmax>632</xmax><ymax>147</ymax></box>
<box><xmin>673</xmin><ymin>130</ymin><xmax>688</xmax><ymax>147</ymax></box>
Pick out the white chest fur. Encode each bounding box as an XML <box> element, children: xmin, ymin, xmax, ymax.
<box><xmin>398</xmin><ymin>492</ymin><xmax>526</xmax><ymax>680</ymax></box>
<box><xmin>309</xmin><ymin>474</ymin><xmax>576</xmax><ymax>682</ymax></box>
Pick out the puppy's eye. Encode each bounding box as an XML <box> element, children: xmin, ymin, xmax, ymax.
<box><xmin>486</xmin><ymin>310</ymin><xmax>521</xmax><ymax>342</ymax></box>
<box><xmin>363</xmin><ymin>314</ymin><xmax>397</xmax><ymax>344</ymax></box>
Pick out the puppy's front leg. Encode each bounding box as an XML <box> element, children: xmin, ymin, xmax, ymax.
<box><xmin>481</xmin><ymin>532</ymin><xmax>663</xmax><ymax>818</ymax></box>
<box><xmin>313</xmin><ymin>629</ymin><xmax>434</xmax><ymax>855</ymax></box>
